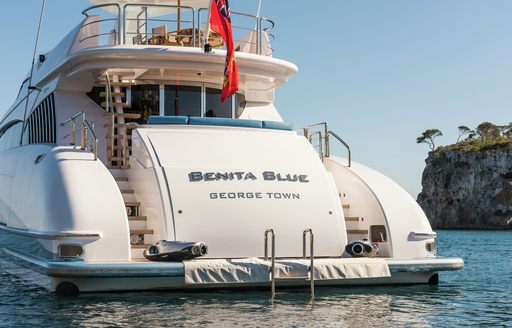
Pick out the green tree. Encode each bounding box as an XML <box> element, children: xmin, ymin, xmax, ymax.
<box><xmin>499</xmin><ymin>122</ymin><xmax>512</xmax><ymax>137</ymax></box>
<box><xmin>476</xmin><ymin>122</ymin><xmax>500</xmax><ymax>140</ymax></box>
<box><xmin>456</xmin><ymin>125</ymin><xmax>473</xmax><ymax>143</ymax></box>
<box><xmin>417</xmin><ymin>129</ymin><xmax>443</xmax><ymax>151</ymax></box>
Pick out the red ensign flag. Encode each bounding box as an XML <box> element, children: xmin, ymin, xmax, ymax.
<box><xmin>209</xmin><ymin>0</ymin><xmax>238</xmax><ymax>102</ymax></box>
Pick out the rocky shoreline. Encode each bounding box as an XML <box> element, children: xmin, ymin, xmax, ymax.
<box><xmin>417</xmin><ymin>149</ymin><xmax>512</xmax><ymax>229</ymax></box>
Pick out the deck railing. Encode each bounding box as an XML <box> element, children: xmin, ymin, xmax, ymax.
<box><xmin>299</xmin><ymin>122</ymin><xmax>352</xmax><ymax>167</ymax></box>
<box><xmin>78</xmin><ymin>3</ymin><xmax>275</xmax><ymax>55</ymax></box>
<box><xmin>61</xmin><ymin>111</ymin><xmax>99</xmax><ymax>160</ymax></box>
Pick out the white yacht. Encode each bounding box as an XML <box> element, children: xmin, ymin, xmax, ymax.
<box><xmin>0</xmin><ymin>0</ymin><xmax>462</xmax><ymax>295</ymax></box>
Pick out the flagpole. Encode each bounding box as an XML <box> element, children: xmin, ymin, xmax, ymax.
<box><xmin>203</xmin><ymin>0</ymin><xmax>214</xmax><ymax>51</ymax></box>
<box><xmin>177</xmin><ymin>0</ymin><xmax>181</xmax><ymax>31</ymax></box>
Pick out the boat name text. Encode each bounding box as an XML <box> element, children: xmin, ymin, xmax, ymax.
<box><xmin>188</xmin><ymin>171</ymin><xmax>310</xmax><ymax>183</ymax></box>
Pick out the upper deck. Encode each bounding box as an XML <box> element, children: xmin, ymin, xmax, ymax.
<box><xmin>78</xmin><ymin>1</ymin><xmax>275</xmax><ymax>56</ymax></box>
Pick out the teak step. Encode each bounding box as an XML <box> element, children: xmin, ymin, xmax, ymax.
<box><xmin>104</xmin><ymin>123</ymin><xmax>138</xmax><ymax>129</ymax></box>
<box><xmin>130</xmin><ymin>229</ymin><xmax>154</xmax><ymax>235</ymax></box>
<box><xmin>103</xmin><ymin>112</ymin><xmax>141</xmax><ymax>119</ymax></box>
<box><xmin>107</xmin><ymin>165</ymin><xmax>130</xmax><ymax>169</ymax></box>
<box><xmin>347</xmin><ymin>229</ymin><xmax>369</xmax><ymax>234</ymax></box>
<box><xmin>101</xmin><ymin>102</ymin><xmax>131</xmax><ymax>108</ymax></box>
<box><xmin>345</xmin><ymin>216</ymin><xmax>360</xmax><ymax>222</ymax></box>
<box><xmin>128</xmin><ymin>216</ymin><xmax>147</xmax><ymax>221</ymax></box>
<box><xmin>342</xmin><ymin>204</ymin><xmax>350</xmax><ymax>209</ymax></box>
<box><xmin>125</xmin><ymin>201</ymin><xmax>141</xmax><ymax>207</ymax></box>
<box><xmin>105</xmin><ymin>135</ymin><xmax>133</xmax><ymax>140</ymax></box>
<box><xmin>114</xmin><ymin>176</ymin><xmax>129</xmax><ymax>182</ymax></box>
<box><xmin>100</xmin><ymin>91</ymin><xmax>125</xmax><ymax>98</ymax></box>
<box><xmin>131</xmin><ymin>244</ymin><xmax>150</xmax><ymax>249</ymax></box>
<box><xmin>108</xmin><ymin>156</ymin><xmax>125</xmax><ymax>161</ymax></box>
<box><xmin>121</xmin><ymin>189</ymin><xmax>135</xmax><ymax>194</ymax></box>
<box><xmin>107</xmin><ymin>145</ymin><xmax>132</xmax><ymax>151</ymax></box>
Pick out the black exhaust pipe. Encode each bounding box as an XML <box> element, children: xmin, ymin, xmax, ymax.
<box><xmin>143</xmin><ymin>241</ymin><xmax>208</xmax><ymax>262</ymax></box>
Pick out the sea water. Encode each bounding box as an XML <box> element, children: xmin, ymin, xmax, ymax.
<box><xmin>0</xmin><ymin>230</ymin><xmax>510</xmax><ymax>327</ymax></box>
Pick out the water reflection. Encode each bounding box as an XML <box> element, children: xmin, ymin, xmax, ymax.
<box><xmin>1</xmin><ymin>231</ymin><xmax>512</xmax><ymax>327</ymax></box>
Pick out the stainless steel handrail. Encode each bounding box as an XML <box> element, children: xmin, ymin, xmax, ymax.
<box><xmin>78</xmin><ymin>3</ymin><xmax>274</xmax><ymax>54</ymax></box>
<box><xmin>104</xmin><ymin>72</ymin><xmax>116</xmax><ymax>158</ymax></box>
<box><xmin>299</xmin><ymin>122</ymin><xmax>352</xmax><ymax>167</ymax></box>
<box><xmin>0</xmin><ymin>223</ymin><xmax>102</xmax><ymax>240</ymax></box>
<box><xmin>197</xmin><ymin>8</ymin><xmax>275</xmax><ymax>54</ymax></box>
<box><xmin>81</xmin><ymin>3</ymin><xmax>122</xmax><ymax>46</ymax></box>
<box><xmin>61</xmin><ymin>111</ymin><xmax>99</xmax><ymax>160</ymax></box>
<box><xmin>328</xmin><ymin>130</ymin><xmax>351</xmax><ymax>167</ymax></box>
<box><xmin>123</xmin><ymin>4</ymin><xmax>196</xmax><ymax>46</ymax></box>
<box><xmin>264</xmin><ymin>228</ymin><xmax>276</xmax><ymax>298</ymax></box>
<box><xmin>302</xmin><ymin>229</ymin><xmax>315</xmax><ymax>297</ymax></box>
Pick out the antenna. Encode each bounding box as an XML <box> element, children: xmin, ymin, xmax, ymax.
<box><xmin>256</xmin><ymin>0</ymin><xmax>262</xmax><ymax>17</ymax></box>
<box><xmin>21</xmin><ymin>0</ymin><xmax>46</xmax><ymax>144</ymax></box>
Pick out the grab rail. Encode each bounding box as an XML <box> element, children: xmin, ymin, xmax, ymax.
<box><xmin>264</xmin><ymin>228</ymin><xmax>276</xmax><ymax>298</ymax></box>
<box><xmin>299</xmin><ymin>122</ymin><xmax>352</xmax><ymax>167</ymax></box>
<box><xmin>81</xmin><ymin>3</ymin><xmax>122</xmax><ymax>46</ymax></box>
<box><xmin>302</xmin><ymin>229</ymin><xmax>315</xmax><ymax>297</ymax></box>
<box><xmin>0</xmin><ymin>223</ymin><xmax>102</xmax><ymax>240</ymax></box>
<box><xmin>61</xmin><ymin>111</ymin><xmax>98</xmax><ymax>160</ymax></box>
<box><xmin>328</xmin><ymin>131</ymin><xmax>351</xmax><ymax>167</ymax></box>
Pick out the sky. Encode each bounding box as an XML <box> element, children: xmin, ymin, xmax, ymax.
<box><xmin>0</xmin><ymin>0</ymin><xmax>511</xmax><ymax>197</ymax></box>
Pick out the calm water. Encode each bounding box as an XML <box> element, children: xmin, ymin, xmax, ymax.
<box><xmin>0</xmin><ymin>231</ymin><xmax>511</xmax><ymax>327</ymax></box>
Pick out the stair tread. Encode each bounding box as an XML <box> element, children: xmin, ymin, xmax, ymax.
<box><xmin>107</xmin><ymin>145</ymin><xmax>132</xmax><ymax>150</ymax></box>
<box><xmin>131</xmin><ymin>244</ymin><xmax>150</xmax><ymax>249</ymax></box>
<box><xmin>125</xmin><ymin>201</ymin><xmax>140</xmax><ymax>206</ymax></box>
<box><xmin>103</xmin><ymin>112</ymin><xmax>141</xmax><ymax>119</ymax></box>
<box><xmin>347</xmin><ymin>229</ymin><xmax>368</xmax><ymax>234</ymax></box>
<box><xmin>105</xmin><ymin>135</ymin><xmax>133</xmax><ymax>139</ymax></box>
<box><xmin>345</xmin><ymin>216</ymin><xmax>360</xmax><ymax>222</ymax></box>
<box><xmin>101</xmin><ymin>102</ymin><xmax>131</xmax><ymax>108</ymax></box>
<box><xmin>130</xmin><ymin>229</ymin><xmax>154</xmax><ymax>234</ymax></box>
<box><xmin>114</xmin><ymin>176</ymin><xmax>129</xmax><ymax>182</ymax></box>
<box><xmin>121</xmin><ymin>189</ymin><xmax>135</xmax><ymax>194</ymax></box>
<box><xmin>100</xmin><ymin>91</ymin><xmax>125</xmax><ymax>98</ymax></box>
<box><xmin>128</xmin><ymin>216</ymin><xmax>147</xmax><ymax>221</ymax></box>
<box><xmin>107</xmin><ymin>165</ymin><xmax>130</xmax><ymax>169</ymax></box>
<box><xmin>342</xmin><ymin>204</ymin><xmax>350</xmax><ymax>209</ymax></box>
<box><xmin>104</xmin><ymin>123</ymin><xmax>138</xmax><ymax>129</ymax></box>
<box><xmin>109</xmin><ymin>156</ymin><xmax>125</xmax><ymax>161</ymax></box>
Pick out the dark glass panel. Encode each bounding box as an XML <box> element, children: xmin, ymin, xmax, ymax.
<box><xmin>205</xmin><ymin>88</ymin><xmax>232</xmax><ymax>118</ymax></box>
<box><xmin>164</xmin><ymin>85</ymin><xmax>201</xmax><ymax>117</ymax></box>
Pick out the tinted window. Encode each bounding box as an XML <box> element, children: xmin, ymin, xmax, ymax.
<box><xmin>205</xmin><ymin>88</ymin><xmax>232</xmax><ymax>118</ymax></box>
<box><xmin>130</xmin><ymin>85</ymin><xmax>160</xmax><ymax>123</ymax></box>
<box><xmin>23</xmin><ymin>94</ymin><xmax>56</xmax><ymax>145</ymax></box>
<box><xmin>0</xmin><ymin>121</ymin><xmax>23</xmax><ymax>151</ymax></box>
<box><xmin>164</xmin><ymin>85</ymin><xmax>201</xmax><ymax>117</ymax></box>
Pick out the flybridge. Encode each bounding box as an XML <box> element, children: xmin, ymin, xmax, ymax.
<box><xmin>188</xmin><ymin>171</ymin><xmax>310</xmax><ymax>183</ymax></box>
<box><xmin>80</xmin><ymin>1</ymin><xmax>275</xmax><ymax>56</ymax></box>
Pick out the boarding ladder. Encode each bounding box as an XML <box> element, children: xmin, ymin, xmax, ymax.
<box><xmin>264</xmin><ymin>229</ymin><xmax>315</xmax><ymax>298</ymax></box>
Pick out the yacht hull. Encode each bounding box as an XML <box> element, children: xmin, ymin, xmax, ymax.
<box><xmin>0</xmin><ymin>247</ymin><xmax>462</xmax><ymax>294</ymax></box>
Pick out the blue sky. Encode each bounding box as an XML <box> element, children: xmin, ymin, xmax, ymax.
<box><xmin>0</xmin><ymin>1</ymin><xmax>511</xmax><ymax>196</ymax></box>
